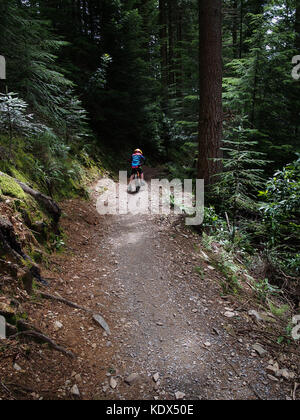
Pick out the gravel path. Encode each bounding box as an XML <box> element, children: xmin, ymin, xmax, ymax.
<box><xmin>2</xmin><ymin>172</ymin><xmax>293</xmax><ymax>400</ymax></box>
<box><xmin>91</xmin><ymin>174</ymin><xmax>288</xmax><ymax>400</ymax></box>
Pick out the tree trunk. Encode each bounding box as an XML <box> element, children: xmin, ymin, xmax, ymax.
<box><xmin>232</xmin><ymin>0</ymin><xmax>239</xmax><ymax>58</ymax></box>
<box><xmin>176</xmin><ymin>5</ymin><xmax>184</xmax><ymax>98</ymax></box>
<box><xmin>197</xmin><ymin>0</ymin><xmax>223</xmax><ymax>186</ymax></box>
<box><xmin>159</xmin><ymin>0</ymin><xmax>168</xmax><ymax>108</ymax></box>
<box><xmin>296</xmin><ymin>0</ymin><xmax>300</xmax><ymax>51</ymax></box>
<box><xmin>239</xmin><ymin>0</ymin><xmax>244</xmax><ymax>58</ymax></box>
<box><xmin>168</xmin><ymin>0</ymin><xmax>175</xmax><ymax>88</ymax></box>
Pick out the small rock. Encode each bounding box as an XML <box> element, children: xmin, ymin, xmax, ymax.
<box><xmin>75</xmin><ymin>374</ymin><xmax>82</xmax><ymax>383</ymax></box>
<box><xmin>93</xmin><ymin>314</ymin><xmax>111</xmax><ymax>335</ymax></box>
<box><xmin>224</xmin><ymin>311</ymin><xmax>236</xmax><ymax>318</ymax></box>
<box><xmin>153</xmin><ymin>373</ymin><xmax>160</xmax><ymax>383</ymax></box>
<box><xmin>110</xmin><ymin>377</ymin><xmax>117</xmax><ymax>389</ymax></box>
<box><xmin>204</xmin><ymin>341</ymin><xmax>211</xmax><ymax>347</ymax></box>
<box><xmin>266</xmin><ymin>362</ymin><xmax>280</xmax><ymax>375</ymax></box>
<box><xmin>71</xmin><ymin>385</ymin><xmax>80</xmax><ymax>397</ymax></box>
<box><xmin>125</xmin><ymin>373</ymin><xmax>139</xmax><ymax>385</ymax></box>
<box><xmin>253</xmin><ymin>343</ymin><xmax>267</xmax><ymax>357</ymax></box>
<box><xmin>154</xmin><ymin>381</ymin><xmax>161</xmax><ymax>391</ymax></box>
<box><xmin>175</xmin><ymin>391</ymin><xmax>186</xmax><ymax>400</ymax></box>
<box><xmin>13</xmin><ymin>363</ymin><xmax>22</xmax><ymax>372</ymax></box>
<box><xmin>278</xmin><ymin>369</ymin><xmax>296</xmax><ymax>381</ymax></box>
<box><xmin>267</xmin><ymin>374</ymin><xmax>279</xmax><ymax>382</ymax></box>
<box><xmin>54</xmin><ymin>321</ymin><xmax>63</xmax><ymax>331</ymax></box>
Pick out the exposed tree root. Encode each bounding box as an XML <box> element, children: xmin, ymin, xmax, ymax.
<box><xmin>40</xmin><ymin>292</ymin><xmax>93</xmax><ymax>314</ymax></box>
<box><xmin>0</xmin><ymin>216</ymin><xmax>48</xmax><ymax>286</ymax></box>
<box><xmin>10</xmin><ymin>330</ymin><xmax>75</xmax><ymax>359</ymax></box>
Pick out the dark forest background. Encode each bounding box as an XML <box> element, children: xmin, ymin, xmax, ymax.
<box><xmin>0</xmin><ymin>0</ymin><xmax>299</xmax><ymax>292</ymax></box>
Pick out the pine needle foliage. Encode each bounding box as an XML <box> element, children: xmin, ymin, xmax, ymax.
<box><xmin>212</xmin><ymin>117</ymin><xmax>268</xmax><ymax>239</ymax></box>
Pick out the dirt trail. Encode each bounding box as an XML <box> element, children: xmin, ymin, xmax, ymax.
<box><xmin>86</xmin><ymin>169</ymin><xmax>289</xmax><ymax>400</ymax></box>
<box><xmin>3</xmin><ymin>170</ymin><xmax>295</xmax><ymax>400</ymax></box>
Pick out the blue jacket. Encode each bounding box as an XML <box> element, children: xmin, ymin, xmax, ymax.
<box><xmin>131</xmin><ymin>152</ymin><xmax>145</xmax><ymax>168</ymax></box>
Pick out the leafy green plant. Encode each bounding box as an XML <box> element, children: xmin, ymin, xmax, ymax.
<box><xmin>253</xmin><ymin>278</ymin><xmax>280</xmax><ymax>302</ymax></box>
<box><xmin>0</xmin><ymin>92</ymin><xmax>45</xmax><ymax>160</ymax></box>
<box><xmin>268</xmin><ymin>302</ymin><xmax>289</xmax><ymax>319</ymax></box>
<box><xmin>259</xmin><ymin>158</ymin><xmax>300</xmax><ymax>275</ymax></box>
<box><xmin>212</xmin><ymin>117</ymin><xmax>267</xmax><ymax>241</ymax></box>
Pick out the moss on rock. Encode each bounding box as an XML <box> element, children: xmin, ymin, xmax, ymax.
<box><xmin>0</xmin><ymin>174</ymin><xmax>27</xmax><ymax>200</ymax></box>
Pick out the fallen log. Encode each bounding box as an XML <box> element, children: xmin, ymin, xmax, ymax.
<box><xmin>0</xmin><ymin>171</ymin><xmax>61</xmax><ymax>223</ymax></box>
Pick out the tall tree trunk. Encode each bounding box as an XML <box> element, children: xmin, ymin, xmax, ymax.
<box><xmin>159</xmin><ymin>0</ymin><xmax>168</xmax><ymax>109</ymax></box>
<box><xmin>176</xmin><ymin>5</ymin><xmax>184</xmax><ymax>99</ymax></box>
<box><xmin>239</xmin><ymin>0</ymin><xmax>244</xmax><ymax>58</ymax></box>
<box><xmin>197</xmin><ymin>0</ymin><xmax>223</xmax><ymax>186</ymax></box>
<box><xmin>250</xmin><ymin>53</ymin><xmax>259</xmax><ymax>125</ymax></box>
<box><xmin>296</xmin><ymin>0</ymin><xmax>300</xmax><ymax>50</ymax></box>
<box><xmin>232</xmin><ymin>0</ymin><xmax>239</xmax><ymax>58</ymax></box>
<box><xmin>168</xmin><ymin>0</ymin><xmax>175</xmax><ymax>88</ymax></box>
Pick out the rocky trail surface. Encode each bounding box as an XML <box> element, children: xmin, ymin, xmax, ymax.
<box><xmin>1</xmin><ymin>170</ymin><xmax>299</xmax><ymax>400</ymax></box>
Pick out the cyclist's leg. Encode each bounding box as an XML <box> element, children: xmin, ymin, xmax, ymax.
<box><xmin>129</xmin><ymin>168</ymin><xmax>136</xmax><ymax>183</ymax></box>
<box><xmin>139</xmin><ymin>167</ymin><xmax>145</xmax><ymax>184</ymax></box>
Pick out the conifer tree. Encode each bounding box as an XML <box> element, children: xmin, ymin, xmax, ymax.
<box><xmin>212</xmin><ymin>118</ymin><xmax>267</xmax><ymax>240</ymax></box>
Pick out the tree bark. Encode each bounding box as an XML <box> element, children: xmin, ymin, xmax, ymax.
<box><xmin>168</xmin><ymin>0</ymin><xmax>175</xmax><ymax>88</ymax></box>
<box><xmin>296</xmin><ymin>0</ymin><xmax>300</xmax><ymax>51</ymax></box>
<box><xmin>197</xmin><ymin>0</ymin><xmax>223</xmax><ymax>186</ymax></box>
<box><xmin>239</xmin><ymin>0</ymin><xmax>244</xmax><ymax>58</ymax></box>
<box><xmin>159</xmin><ymin>0</ymin><xmax>168</xmax><ymax>108</ymax></box>
<box><xmin>232</xmin><ymin>0</ymin><xmax>239</xmax><ymax>58</ymax></box>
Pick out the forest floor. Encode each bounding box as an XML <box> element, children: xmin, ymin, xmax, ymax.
<box><xmin>0</xmin><ymin>168</ymin><xmax>299</xmax><ymax>400</ymax></box>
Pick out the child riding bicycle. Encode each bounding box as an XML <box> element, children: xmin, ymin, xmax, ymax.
<box><xmin>129</xmin><ymin>149</ymin><xmax>146</xmax><ymax>184</ymax></box>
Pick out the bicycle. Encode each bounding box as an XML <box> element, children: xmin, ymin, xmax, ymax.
<box><xmin>128</xmin><ymin>167</ymin><xmax>143</xmax><ymax>193</ymax></box>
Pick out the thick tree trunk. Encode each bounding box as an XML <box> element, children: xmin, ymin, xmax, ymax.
<box><xmin>197</xmin><ymin>0</ymin><xmax>223</xmax><ymax>186</ymax></box>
